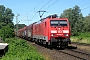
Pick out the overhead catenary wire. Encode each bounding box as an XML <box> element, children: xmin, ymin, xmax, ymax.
<box><xmin>39</xmin><ymin>0</ymin><xmax>52</xmax><ymax>10</ymax></box>
<box><xmin>81</xmin><ymin>6</ymin><xmax>90</xmax><ymax>10</ymax></box>
<box><xmin>32</xmin><ymin>0</ymin><xmax>90</xmax><ymax>21</ymax></box>
<box><xmin>31</xmin><ymin>0</ymin><xmax>59</xmax><ymax>19</ymax></box>
<box><xmin>29</xmin><ymin>0</ymin><xmax>43</xmax><ymax>13</ymax></box>
<box><xmin>31</xmin><ymin>0</ymin><xmax>52</xmax><ymax>19</ymax></box>
<box><xmin>18</xmin><ymin>0</ymin><xmax>43</xmax><ymax>24</ymax></box>
<box><xmin>18</xmin><ymin>0</ymin><xmax>90</xmax><ymax>24</ymax></box>
<box><xmin>44</xmin><ymin>0</ymin><xmax>59</xmax><ymax>10</ymax></box>
<box><xmin>80</xmin><ymin>3</ymin><xmax>90</xmax><ymax>8</ymax></box>
<box><xmin>31</xmin><ymin>12</ymin><xmax>38</xmax><ymax>19</ymax></box>
<box><xmin>77</xmin><ymin>2</ymin><xmax>90</xmax><ymax>10</ymax></box>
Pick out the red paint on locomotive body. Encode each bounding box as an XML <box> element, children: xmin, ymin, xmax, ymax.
<box><xmin>49</xmin><ymin>18</ymin><xmax>71</xmax><ymax>38</ymax></box>
<box><xmin>18</xmin><ymin>15</ymin><xmax>71</xmax><ymax>48</ymax></box>
<box><xmin>32</xmin><ymin>17</ymin><xmax>71</xmax><ymax>42</ymax></box>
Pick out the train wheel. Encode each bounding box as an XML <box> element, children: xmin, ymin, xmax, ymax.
<box><xmin>35</xmin><ymin>39</ymin><xmax>38</xmax><ymax>44</ymax></box>
<box><xmin>49</xmin><ymin>42</ymin><xmax>54</xmax><ymax>50</ymax></box>
<box><xmin>44</xmin><ymin>42</ymin><xmax>48</xmax><ymax>48</ymax></box>
<box><xmin>60</xmin><ymin>41</ymin><xmax>68</xmax><ymax>49</ymax></box>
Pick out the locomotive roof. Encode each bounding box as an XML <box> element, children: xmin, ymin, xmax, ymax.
<box><xmin>33</xmin><ymin>14</ymin><xmax>68</xmax><ymax>25</ymax></box>
<box><xmin>33</xmin><ymin>17</ymin><xmax>68</xmax><ymax>25</ymax></box>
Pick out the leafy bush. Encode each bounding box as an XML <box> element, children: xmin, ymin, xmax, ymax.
<box><xmin>0</xmin><ymin>25</ymin><xmax>15</xmax><ymax>41</ymax></box>
<box><xmin>71</xmin><ymin>33</ymin><xmax>90</xmax><ymax>44</ymax></box>
<box><xmin>0</xmin><ymin>38</ymin><xmax>45</xmax><ymax>60</ymax></box>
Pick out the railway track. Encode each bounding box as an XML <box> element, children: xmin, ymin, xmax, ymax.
<box><xmin>71</xmin><ymin>42</ymin><xmax>90</xmax><ymax>46</ymax></box>
<box><xmin>59</xmin><ymin>49</ymin><xmax>90</xmax><ymax>60</ymax></box>
<box><xmin>69</xmin><ymin>42</ymin><xmax>90</xmax><ymax>53</ymax></box>
<box><xmin>29</xmin><ymin>41</ymin><xmax>90</xmax><ymax>60</ymax></box>
<box><xmin>27</xmin><ymin>40</ymin><xmax>90</xmax><ymax>60</ymax></box>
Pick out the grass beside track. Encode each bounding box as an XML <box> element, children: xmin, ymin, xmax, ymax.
<box><xmin>71</xmin><ymin>33</ymin><xmax>90</xmax><ymax>44</ymax></box>
<box><xmin>0</xmin><ymin>38</ymin><xmax>45</xmax><ymax>60</ymax></box>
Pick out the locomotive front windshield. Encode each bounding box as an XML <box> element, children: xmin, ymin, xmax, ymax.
<box><xmin>50</xmin><ymin>20</ymin><xmax>68</xmax><ymax>26</ymax></box>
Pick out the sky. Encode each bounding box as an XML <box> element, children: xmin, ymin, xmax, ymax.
<box><xmin>0</xmin><ymin>0</ymin><xmax>90</xmax><ymax>26</ymax></box>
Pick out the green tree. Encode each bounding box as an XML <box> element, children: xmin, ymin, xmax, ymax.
<box><xmin>60</xmin><ymin>5</ymin><xmax>84</xmax><ymax>36</ymax></box>
<box><xmin>1</xmin><ymin>25</ymin><xmax>15</xmax><ymax>41</ymax></box>
<box><xmin>0</xmin><ymin>5</ymin><xmax>15</xmax><ymax>40</ymax></box>
<box><xmin>83</xmin><ymin>14</ymin><xmax>90</xmax><ymax>32</ymax></box>
<box><xmin>0</xmin><ymin>5</ymin><xmax>14</xmax><ymax>27</ymax></box>
<box><xmin>15</xmin><ymin>24</ymin><xmax>26</xmax><ymax>30</ymax></box>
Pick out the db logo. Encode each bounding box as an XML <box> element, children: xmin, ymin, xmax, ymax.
<box><xmin>58</xmin><ymin>31</ymin><xmax>62</xmax><ymax>33</ymax></box>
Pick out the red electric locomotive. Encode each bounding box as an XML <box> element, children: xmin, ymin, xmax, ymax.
<box><xmin>18</xmin><ymin>14</ymin><xmax>71</xmax><ymax>49</ymax></box>
<box><xmin>32</xmin><ymin>15</ymin><xmax>71</xmax><ymax>48</ymax></box>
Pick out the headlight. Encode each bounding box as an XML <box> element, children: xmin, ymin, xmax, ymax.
<box><xmin>51</xmin><ymin>34</ymin><xmax>54</xmax><ymax>36</ymax></box>
<box><xmin>65</xmin><ymin>34</ymin><xmax>68</xmax><ymax>36</ymax></box>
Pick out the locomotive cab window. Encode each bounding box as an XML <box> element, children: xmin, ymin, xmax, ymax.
<box><xmin>50</xmin><ymin>20</ymin><xmax>58</xmax><ymax>26</ymax></box>
<box><xmin>50</xmin><ymin>20</ymin><xmax>68</xmax><ymax>26</ymax></box>
<box><xmin>59</xmin><ymin>20</ymin><xmax>67</xmax><ymax>26</ymax></box>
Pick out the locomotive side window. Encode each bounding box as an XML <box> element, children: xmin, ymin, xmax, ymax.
<box><xmin>50</xmin><ymin>20</ymin><xmax>68</xmax><ymax>26</ymax></box>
